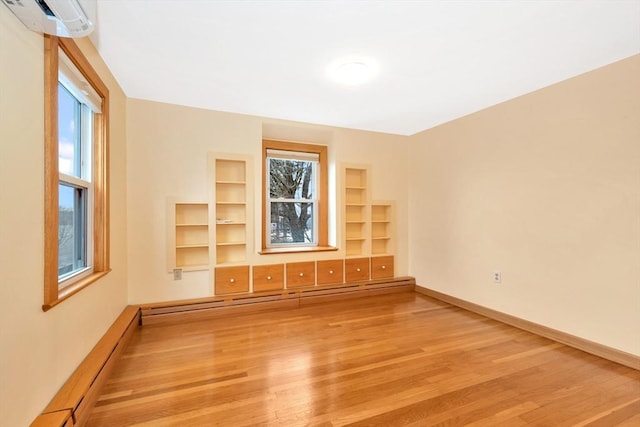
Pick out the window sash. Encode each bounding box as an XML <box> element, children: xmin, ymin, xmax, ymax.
<box><xmin>266</xmin><ymin>155</ymin><xmax>319</xmax><ymax>247</ymax></box>
<box><xmin>58</xmin><ymin>181</ymin><xmax>93</xmax><ymax>286</ymax></box>
<box><xmin>57</xmin><ymin>70</ymin><xmax>94</xmax><ymax>284</ymax></box>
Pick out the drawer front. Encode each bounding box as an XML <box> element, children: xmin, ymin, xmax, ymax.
<box><xmin>371</xmin><ymin>256</ymin><xmax>394</xmax><ymax>279</ymax></box>
<box><xmin>253</xmin><ymin>264</ymin><xmax>284</xmax><ymax>292</ymax></box>
<box><xmin>317</xmin><ymin>259</ymin><xmax>344</xmax><ymax>285</ymax></box>
<box><xmin>215</xmin><ymin>265</ymin><xmax>249</xmax><ymax>294</ymax></box>
<box><xmin>286</xmin><ymin>261</ymin><xmax>316</xmax><ymax>288</ymax></box>
<box><xmin>345</xmin><ymin>257</ymin><xmax>370</xmax><ymax>282</ymax></box>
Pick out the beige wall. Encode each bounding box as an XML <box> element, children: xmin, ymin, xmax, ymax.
<box><xmin>408</xmin><ymin>55</ymin><xmax>640</xmax><ymax>355</ymax></box>
<box><xmin>0</xmin><ymin>7</ymin><xmax>128</xmax><ymax>426</ymax></box>
<box><xmin>2</xmin><ymin>2</ymin><xmax>637</xmax><ymax>422</ymax></box>
<box><xmin>126</xmin><ymin>99</ymin><xmax>410</xmax><ymax>303</ymax></box>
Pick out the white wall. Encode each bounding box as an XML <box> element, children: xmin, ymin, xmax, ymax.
<box><xmin>126</xmin><ymin>99</ymin><xmax>410</xmax><ymax>303</ymax></box>
<box><xmin>0</xmin><ymin>7</ymin><xmax>129</xmax><ymax>426</ymax></box>
<box><xmin>408</xmin><ymin>55</ymin><xmax>640</xmax><ymax>355</ymax></box>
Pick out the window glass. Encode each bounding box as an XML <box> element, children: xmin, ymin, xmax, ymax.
<box><xmin>56</xmin><ymin>61</ymin><xmax>94</xmax><ymax>286</ymax></box>
<box><xmin>58</xmin><ymin>84</ymin><xmax>81</xmax><ymax>177</ymax></box>
<box><xmin>267</xmin><ymin>156</ymin><xmax>318</xmax><ymax>246</ymax></box>
<box><xmin>58</xmin><ymin>183</ymin><xmax>87</xmax><ymax>279</ymax></box>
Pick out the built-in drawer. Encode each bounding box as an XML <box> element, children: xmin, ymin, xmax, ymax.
<box><xmin>286</xmin><ymin>261</ymin><xmax>315</xmax><ymax>288</ymax></box>
<box><xmin>253</xmin><ymin>264</ymin><xmax>284</xmax><ymax>292</ymax></box>
<box><xmin>345</xmin><ymin>257</ymin><xmax>370</xmax><ymax>282</ymax></box>
<box><xmin>215</xmin><ymin>265</ymin><xmax>249</xmax><ymax>294</ymax></box>
<box><xmin>371</xmin><ymin>256</ymin><xmax>394</xmax><ymax>279</ymax></box>
<box><xmin>317</xmin><ymin>259</ymin><xmax>344</xmax><ymax>285</ymax></box>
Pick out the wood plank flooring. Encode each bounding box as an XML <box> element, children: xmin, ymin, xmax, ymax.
<box><xmin>86</xmin><ymin>293</ymin><xmax>640</xmax><ymax>426</ymax></box>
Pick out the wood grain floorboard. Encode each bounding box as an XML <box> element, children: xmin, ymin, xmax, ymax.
<box><xmin>86</xmin><ymin>293</ymin><xmax>640</xmax><ymax>426</ymax></box>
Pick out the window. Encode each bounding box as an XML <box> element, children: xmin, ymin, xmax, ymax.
<box><xmin>267</xmin><ymin>150</ymin><xmax>318</xmax><ymax>246</ymax></box>
<box><xmin>57</xmin><ymin>79</ymin><xmax>92</xmax><ymax>281</ymax></box>
<box><xmin>44</xmin><ymin>36</ymin><xmax>110</xmax><ymax>310</ymax></box>
<box><xmin>261</xmin><ymin>140</ymin><xmax>333</xmax><ymax>253</ymax></box>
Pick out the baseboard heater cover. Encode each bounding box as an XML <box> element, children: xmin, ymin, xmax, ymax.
<box><xmin>140</xmin><ymin>277</ymin><xmax>416</xmax><ymax>325</ymax></box>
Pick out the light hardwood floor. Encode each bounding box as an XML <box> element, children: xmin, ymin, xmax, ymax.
<box><xmin>87</xmin><ymin>293</ymin><xmax>640</xmax><ymax>426</ymax></box>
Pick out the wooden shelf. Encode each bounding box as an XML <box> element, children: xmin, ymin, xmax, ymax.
<box><xmin>212</xmin><ymin>155</ymin><xmax>251</xmax><ymax>267</ymax></box>
<box><xmin>371</xmin><ymin>202</ymin><xmax>393</xmax><ymax>255</ymax></box>
<box><xmin>216</xmin><ymin>201</ymin><xmax>246</xmax><ymax>205</ymax></box>
<box><xmin>344</xmin><ymin>167</ymin><xmax>369</xmax><ymax>256</ymax></box>
<box><xmin>169</xmin><ymin>202</ymin><xmax>209</xmax><ymax>272</ymax></box>
<box><xmin>216</xmin><ymin>180</ymin><xmax>245</xmax><ymax>185</ymax></box>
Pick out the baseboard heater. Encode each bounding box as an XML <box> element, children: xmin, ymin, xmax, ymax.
<box><xmin>140</xmin><ymin>276</ymin><xmax>416</xmax><ymax>325</ymax></box>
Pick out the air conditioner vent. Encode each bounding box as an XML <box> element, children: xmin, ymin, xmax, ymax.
<box><xmin>1</xmin><ymin>0</ymin><xmax>96</xmax><ymax>38</ymax></box>
<box><xmin>35</xmin><ymin>0</ymin><xmax>55</xmax><ymax>17</ymax></box>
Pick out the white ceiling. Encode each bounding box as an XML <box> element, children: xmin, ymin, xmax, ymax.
<box><xmin>91</xmin><ymin>0</ymin><xmax>640</xmax><ymax>136</ymax></box>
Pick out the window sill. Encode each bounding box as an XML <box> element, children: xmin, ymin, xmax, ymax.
<box><xmin>259</xmin><ymin>245</ymin><xmax>338</xmax><ymax>255</ymax></box>
<box><xmin>43</xmin><ymin>269</ymin><xmax>111</xmax><ymax>312</ymax></box>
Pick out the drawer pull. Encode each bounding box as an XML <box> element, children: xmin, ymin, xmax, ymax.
<box><xmin>382</xmin><ymin>265</ymin><xmax>386</xmax><ymax>270</ymax></box>
<box><xmin>299</xmin><ymin>272</ymin><xmax>304</xmax><ymax>277</ymax></box>
<box><xmin>329</xmin><ymin>270</ymin><xmax>334</xmax><ymax>274</ymax></box>
<box><xmin>229</xmin><ymin>278</ymin><xmax>235</xmax><ymax>283</ymax></box>
<box><xmin>356</xmin><ymin>268</ymin><xmax>361</xmax><ymax>272</ymax></box>
<box><xmin>266</xmin><ymin>275</ymin><xmax>272</xmax><ymax>280</ymax></box>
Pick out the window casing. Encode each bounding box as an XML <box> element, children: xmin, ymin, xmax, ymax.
<box><xmin>267</xmin><ymin>150</ymin><xmax>319</xmax><ymax>247</ymax></box>
<box><xmin>261</xmin><ymin>140</ymin><xmax>332</xmax><ymax>253</ymax></box>
<box><xmin>44</xmin><ymin>36</ymin><xmax>110</xmax><ymax>310</ymax></box>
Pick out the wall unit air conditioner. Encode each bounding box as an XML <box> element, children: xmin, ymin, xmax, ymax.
<box><xmin>1</xmin><ymin>0</ymin><xmax>96</xmax><ymax>38</ymax></box>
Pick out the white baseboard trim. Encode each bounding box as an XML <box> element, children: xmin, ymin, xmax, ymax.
<box><xmin>415</xmin><ymin>286</ymin><xmax>639</xmax><ymax>371</ymax></box>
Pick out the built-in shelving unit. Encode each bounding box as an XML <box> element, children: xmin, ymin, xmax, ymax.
<box><xmin>214</xmin><ymin>157</ymin><xmax>249</xmax><ymax>265</ymax></box>
<box><xmin>344</xmin><ymin>166</ymin><xmax>369</xmax><ymax>256</ymax></box>
<box><xmin>371</xmin><ymin>201</ymin><xmax>394</xmax><ymax>255</ymax></box>
<box><xmin>168</xmin><ymin>201</ymin><xmax>209</xmax><ymax>271</ymax></box>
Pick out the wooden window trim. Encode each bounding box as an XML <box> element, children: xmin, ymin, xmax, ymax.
<box><xmin>261</xmin><ymin>139</ymin><xmax>333</xmax><ymax>254</ymax></box>
<box><xmin>43</xmin><ymin>35</ymin><xmax>110</xmax><ymax>311</ymax></box>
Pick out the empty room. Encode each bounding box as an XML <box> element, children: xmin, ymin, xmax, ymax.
<box><xmin>1</xmin><ymin>1</ymin><xmax>639</xmax><ymax>426</ymax></box>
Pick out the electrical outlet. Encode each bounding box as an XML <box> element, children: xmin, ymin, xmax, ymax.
<box><xmin>173</xmin><ymin>268</ymin><xmax>183</xmax><ymax>281</ymax></box>
<box><xmin>493</xmin><ymin>271</ymin><xmax>502</xmax><ymax>284</ymax></box>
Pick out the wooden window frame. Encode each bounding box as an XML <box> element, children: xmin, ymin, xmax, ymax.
<box><xmin>43</xmin><ymin>35</ymin><xmax>110</xmax><ymax>311</ymax></box>
<box><xmin>261</xmin><ymin>140</ymin><xmax>335</xmax><ymax>254</ymax></box>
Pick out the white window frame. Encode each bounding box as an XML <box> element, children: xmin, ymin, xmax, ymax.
<box><xmin>57</xmin><ymin>78</ymin><xmax>96</xmax><ymax>287</ymax></box>
<box><xmin>266</xmin><ymin>149</ymin><xmax>320</xmax><ymax>248</ymax></box>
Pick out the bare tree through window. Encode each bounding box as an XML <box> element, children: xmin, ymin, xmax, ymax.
<box><xmin>268</xmin><ymin>157</ymin><xmax>316</xmax><ymax>245</ymax></box>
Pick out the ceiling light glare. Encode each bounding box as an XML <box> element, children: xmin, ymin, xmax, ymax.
<box><xmin>327</xmin><ymin>57</ymin><xmax>378</xmax><ymax>86</ymax></box>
